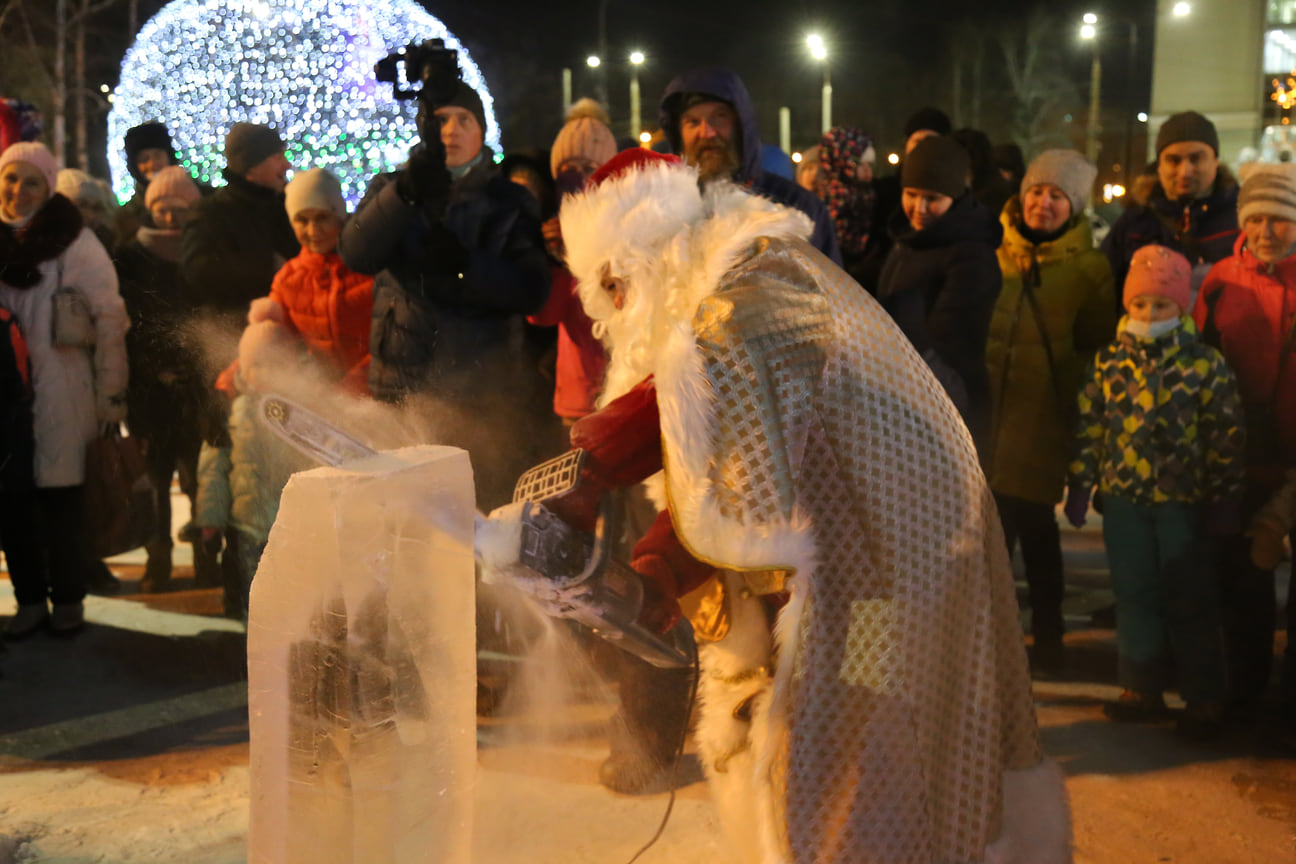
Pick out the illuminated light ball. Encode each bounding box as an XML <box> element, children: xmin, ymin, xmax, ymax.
<box><xmin>107</xmin><ymin>0</ymin><xmax>498</xmax><ymax>206</ymax></box>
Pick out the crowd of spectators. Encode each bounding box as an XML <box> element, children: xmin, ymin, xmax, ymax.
<box><xmin>0</xmin><ymin>59</ymin><xmax>1291</xmax><ymax>772</ymax></box>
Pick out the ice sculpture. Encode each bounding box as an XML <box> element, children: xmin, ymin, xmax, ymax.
<box><xmin>248</xmin><ymin>446</ymin><xmax>477</xmax><ymax>864</ymax></box>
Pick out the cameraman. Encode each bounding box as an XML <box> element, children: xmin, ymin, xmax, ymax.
<box><xmin>340</xmin><ymin>79</ymin><xmax>551</xmax><ymax>509</ymax></box>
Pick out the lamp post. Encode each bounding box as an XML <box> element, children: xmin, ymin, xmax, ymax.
<box><xmin>807</xmin><ymin>33</ymin><xmax>831</xmax><ymax>133</ymax></box>
<box><xmin>629</xmin><ymin>50</ymin><xmax>645</xmax><ymax>139</ymax></box>
<box><xmin>1080</xmin><ymin>11</ymin><xmax>1145</xmax><ymax>192</ymax></box>
<box><xmin>1080</xmin><ymin>13</ymin><xmax>1102</xmax><ymax>166</ymax></box>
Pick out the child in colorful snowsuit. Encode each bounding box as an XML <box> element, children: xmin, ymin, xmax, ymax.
<box><xmin>1066</xmin><ymin>244</ymin><xmax>1245</xmax><ymax>737</ymax></box>
<box><xmin>195</xmin><ymin>322</ymin><xmax>311</xmax><ymax>618</ymax></box>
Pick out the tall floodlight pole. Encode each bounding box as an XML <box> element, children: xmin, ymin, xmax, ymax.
<box><xmin>629</xmin><ymin>51</ymin><xmax>645</xmax><ymax>139</ymax></box>
<box><xmin>807</xmin><ymin>34</ymin><xmax>831</xmax><ymax>133</ymax></box>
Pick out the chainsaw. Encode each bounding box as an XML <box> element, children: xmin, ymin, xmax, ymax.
<box><xmin>259</xmin><ymin>394</ymin><xmax>694</xmax><ymax>669</ymax></box>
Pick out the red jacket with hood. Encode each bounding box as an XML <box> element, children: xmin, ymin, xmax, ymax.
<box><xmin>1195</xmin><ymin>233</ymin><xmax>1296</xmax><ymax>484</ymax></box>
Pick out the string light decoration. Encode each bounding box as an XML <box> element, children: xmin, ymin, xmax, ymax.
<box><xmin>106</xmin><ymin>0</ymin><xmax>498</xmax><ymax>205</ymax></box>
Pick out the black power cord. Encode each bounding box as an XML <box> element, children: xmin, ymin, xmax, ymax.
<box><xmin>622</xmin><ymin>645</ymin><xmax>702</xmax><ymax>864</ymax></box>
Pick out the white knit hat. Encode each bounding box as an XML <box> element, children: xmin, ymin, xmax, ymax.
<box><xmin>550</xmin><ymin>99</ymin><xmax>618</xmax><ymax>178</ymax></box>
<box><xmin>284</xmin><ymin>168</ymin><xmax>345</xmax><ymax>220</ymax></box>
<box><xmin>1020</xmin><ymin>149</ymin><xmax>1097</xmax><ymax>218</ymax></box>
<box><xmin>1238</xmin><ymin>162</ymin><xmax>1296</xmax><ymax>225</ymax></box>
<box><xmin>0</xmin><ymin>141</ymin><xmax>59</xmax><ymax>195</ymax></box>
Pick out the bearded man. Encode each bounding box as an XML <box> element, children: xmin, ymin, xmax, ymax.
<box><xmin>555</xmin><ymin>149</ymin><xmax>1072</xmax><ymax>863</ymax></box>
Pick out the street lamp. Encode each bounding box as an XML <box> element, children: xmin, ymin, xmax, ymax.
<box><xmin>586</xmin><ymin>55</ymin><xmax>601</xmax><ymax>68</ymax></box>
<box><xmin>806</xmin><ymin>33</ymin><xmax>831</xmax><ymax>133</ymax></box>
<box><xmin>1078</xmin><ymin>12</ymin><xmax>1144</xmax><ymax>190</ymax></box>
<box><xmin>1173</xmin><ymin>2</ymin><xmax>1191</xmax><ymax>16</ymax></box>
<box><xmin>629</xmin><ymin>50</ymin><xmax>645</xmax><ymax>139</ymax></box>
<box><xmin>1079</xmin><ymin>12</ymin><xmax>1102</xmax><ymax>168</ymax></box>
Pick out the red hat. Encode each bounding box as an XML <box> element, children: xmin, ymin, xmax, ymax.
<box><xmin>588</xmin><ymin>148</ymin><xmax>680</xmax><ymax>188</ymax></box>
<box><xmin>1123</xmin><ymin>244</ymin><xmax>1192</xmax><ymax>313</ymax></box>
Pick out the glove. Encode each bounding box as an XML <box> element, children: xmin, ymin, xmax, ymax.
<box><xmin>1063</xmin><ymin>486</ymin><xmax>1090</xmax><ymax>529</ymax></box>
<box><xmin>395</xmin><ymin>144</ymin><xmax>451</xmax><ymax>205</ymax></box>
<box><xmin>96</xmin><ymin>392</ymin><xmax>128</xmax><ymax>427</ymax></box>
<box><xmin>632</xmin><ymin>554</ymin><xmax>684</xmax><ymax>635</ymax></box>
<box><xmin>1248</xmin><ymin>524</ymin><xmax>1287</xmax><ymax>570</ymax></box>
<box><xmin>1204</xmin><ymin>499</ymin><xmax>1241</xmax><ymax>536</ymax></box>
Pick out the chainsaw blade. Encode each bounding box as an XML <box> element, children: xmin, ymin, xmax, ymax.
<box><xmin>259</xmin><ymin>394</ymin><xmax>379</xmax><ymax>467</ymax></box>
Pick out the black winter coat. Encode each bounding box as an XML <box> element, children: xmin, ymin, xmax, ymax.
<box><xmin>179</xmin><ymin>172</ymin><xmax>299</xmax><ymax>332</ymax></box>
<box><xmin>339</xmin><ymin>157</ymin><xmax>550</xmax><ymax>402</ymax></box>
<box><xmin>1101</xmin><ymin>170</ymin><xmax>1239</xmax><ymax>302</ymax></box>
<box><xmin>877</xmin><ymin>193</ymin><xmax>1004</xmax><ymax>452</ymax></box>
<box><xmin>115</xmin><ymin>232</ymin><xmax>206</xmax><ymax>441</ymax></box>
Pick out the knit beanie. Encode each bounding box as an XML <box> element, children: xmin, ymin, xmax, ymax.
<box><xmin>284</xmin><ymin>167</ymin><xmax>346</xmax><ymax>220</ymax></box>
<box><xmin>56</xmin><ymin>168</ymin><xmax>97</xmax><ymax>203</ymax></box>
<box><xmin>1124</xmin><ymin>244</ymin><xmax>1192</xmax><ymax>312</ymax></box>
<box><xmin>224</xmin><ymin>122</ymin><xmax>284</xmax><ymax>176</ymax></box>
<box><xmin>1237</xmin><ymin>162</ymin><xmax>1296</xmax><ymax>225</ymax></box>
<box><xmin>443</xmin><ymin>81</ymin><xmax>487</xmax><ymax>135</ymax></box>
<box><xmin>0</xmin><ymin>141</ymin><xmax>58</xmax><ymax>194</ymax></box>
<box><xmin>145</xmin><ymin>165</ymin><xmax>201</xmax><ymax>209</ymax></box>
<box><xmin>550</xmin><ymin>98</ymin><xmax>617</xmax><ymax>177</ymax></box>
<box><xmin>1020</xmin><ymin>149</ymin><xmax>1097</xmax><ymax>217</ymax></box>
<box><xmin>903</xmin><ymin>107</ymin><xmax>952</xmax><ymax>140</ymax></box>
<box><xmin>901</xmin><ymin>135</ymin><xmax>969</xmax><ymax>199</ymax></box>
<box><xmin>124</xmin><ymin>121</ymin><xmax>175</xmax><ymax>163</ymax></box>
<box><xmin>1155</xmin><ymin>111</ymin><xmax>1219</xmax><ymax>156</ymax></box>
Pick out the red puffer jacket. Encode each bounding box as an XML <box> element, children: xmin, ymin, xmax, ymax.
<box><xmin>268</xmin><ymin>249</ymin><xmax>374</xmax><ymax>393</ymax></box>
<box><xmin>1195</xmin><ymin>233</ymin><xmax>1296</xmax><ymax>484</ymax></box>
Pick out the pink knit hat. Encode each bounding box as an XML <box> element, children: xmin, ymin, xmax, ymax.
<box><xmin>1123</xmin><ymin>244</ymin><xmax>1192</xmax><ymax>312</ymax></box>
<box><xmin>0</xmin><ymin>141</ymin><xmax>59</xmax><ymax>195</ymax></box>
<box><xmin>145</xmin><ymin>165</ymin><xmax>200</xmax><ymax>209</ymax></box>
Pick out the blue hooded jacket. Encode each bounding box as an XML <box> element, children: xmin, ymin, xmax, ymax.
<box><xmin>659</xmin><ymin>68</ymin><xmax>842</xmax><ymax>265</ymax></box>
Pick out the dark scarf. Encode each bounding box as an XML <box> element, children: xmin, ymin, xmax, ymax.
<box><xmin>136</xmin><ymin>225</ymin><xmax>184</xmax><ymax>262</ymax></box>
<box><xmin>0</xmin><ymin>194</ymin><xmax>83</xmax><ymax>289</ymax></box>
<box><xmin>819</xmin><ymin>126</ymin><xmax>876</xmax><ymax>256</ymax></box>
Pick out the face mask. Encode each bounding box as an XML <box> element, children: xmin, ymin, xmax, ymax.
<box><xmin>1125</xmin><ymin>316</ymin><xmax>1181</xmax><ymax>340</ymax></box>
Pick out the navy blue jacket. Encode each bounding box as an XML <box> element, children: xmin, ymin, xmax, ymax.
<box><xmin>659</xmin><ymin>68</ymin><xmax>842</xmax><ymax>266</ymax></box>
<box><xmin>339</xmin><ymin>154</ymin><xmax>550</xmax><ymax>402</ymax></box>
<box><xmin>1101</xmin><ymin>170</ymin><xmax>1240</xmax><ymax>295</ymax></box>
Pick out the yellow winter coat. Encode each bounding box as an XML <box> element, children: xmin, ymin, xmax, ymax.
<box><xmin>986</xmin><ymin>200</ymin><xmax>1116</xmax><ymax>505</ymax></box>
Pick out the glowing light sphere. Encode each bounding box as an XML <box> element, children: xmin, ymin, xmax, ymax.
<box><xmin>107</xmin><ymin>0</ymin><xmax>498</xmax><ymax>206</ymax></box>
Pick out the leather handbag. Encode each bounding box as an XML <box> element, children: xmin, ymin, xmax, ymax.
<box><xmin>83</xmin><ymin>428</ymin><xmax>157</xmax><ymax>558</ymax></box>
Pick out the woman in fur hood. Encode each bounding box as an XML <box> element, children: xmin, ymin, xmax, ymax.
<box><xmin>548</xmin><ymin>149</ymin><xmax>1072</xmax><ymax>864</ymax></box>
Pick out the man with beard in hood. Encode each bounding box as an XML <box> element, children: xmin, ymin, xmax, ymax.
<box><xmin>498</xmin><ymin>148</ymin><xmax>1071</xmax><ymax>863</ymax></box>
<box><xmin>658</xmin><ymin>68</ymin><xmax>841</xmax><ymax>265</ymax></box>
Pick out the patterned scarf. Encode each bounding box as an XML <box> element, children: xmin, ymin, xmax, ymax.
<box><xmin>819</xmin><ymin>126</ymin><xmax>876</xmax><ymax>256</ymax></box>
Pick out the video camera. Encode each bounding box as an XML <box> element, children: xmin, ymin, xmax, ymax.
<box><xmin>374</xmin><ymin>39</ymin><xmax>462</xmax><ymax>113</ymax></box>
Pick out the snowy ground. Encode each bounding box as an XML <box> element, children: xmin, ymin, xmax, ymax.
<box><xmin>0</xmin><ymin>489</ymin><xmax>1293</xmax><ymax>864</ymax></box>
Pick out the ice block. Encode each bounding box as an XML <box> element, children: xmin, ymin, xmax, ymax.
<box><xmin>248</xmin><ymin>446</ymin><xmax>477</xmax><ymax>864</ymax></box>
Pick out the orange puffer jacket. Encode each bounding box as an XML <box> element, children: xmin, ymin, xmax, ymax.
<box><xmin>268</xmin><ymin>249</ymin><xmax>374</xmax><ymax>393</ymax></box>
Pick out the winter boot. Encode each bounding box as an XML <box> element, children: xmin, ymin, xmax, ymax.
<box><xmin>192</xmin><ymin>534</ymin><xmax>221</xmax><ymax>588</ymax></box>
<box><xmin>140</xmin><ymin>541</ymin><xmax>173</xmax><ymax>593</ymax></box>
<box><xmin>49</xmin><ymin>602</ymin><xmax>85</xmax><ymax>636</ymax></box>
<box><xmin>5</xmin><ymin>603</ymin><xmax>49</xmax><ymax>639</ymax></box>
<box><xmin>599</xmin><ymin>655</ymin><xmax>696</xmax><ymax>795</ymax></box>
<box><xmin>1176</xmin><ymin>701</ymin><xmax>1225</xmax><ymax>741</ymax></box>
<box><xmin>1102</xmin><ymin>689</ymin><xmax>1170</xmax><ymax>723</ymax></box>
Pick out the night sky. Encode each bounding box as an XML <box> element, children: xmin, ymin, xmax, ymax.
<box><xmin>98</xmin><ymin>0</ymin><xmax>1155</xmax><ymax>172</ymax></box>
